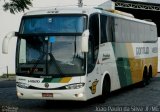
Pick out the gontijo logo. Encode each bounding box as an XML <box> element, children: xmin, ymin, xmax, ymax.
<box><xmin>136</xmin><ymin>47</ymin><xmax>149</xmax><ymax>55</ymax></box>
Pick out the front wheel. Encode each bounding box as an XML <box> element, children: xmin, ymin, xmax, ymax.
<box><xmin>98</xmin><ymin>77</ymin><xmax>110</xmax><ymax>103</ymax></box>
<box><xmin>46</xmin><ymin>100</ymin><xmax>54</xmax><ymax>106</ymax></box>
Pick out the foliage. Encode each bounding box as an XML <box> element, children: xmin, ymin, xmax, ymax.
<box><xmin>0</xmin><ymin>74</ymin><xmax>15</xmax><ymax>78</ymax></box>
<box><xmin>2</xmin><ymin>0</ymin><xmax>32</xmax><ymax>14</ymax></box>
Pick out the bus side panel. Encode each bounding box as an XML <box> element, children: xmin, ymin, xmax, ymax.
<box><xmin>99</xmin><ymin>42</ymin><xmax>121</xmax><ymax>92</ymax></box>
<box><xmin>112</xmin><ymin>42</ymin><xmax>158</xmax><ymax>88</ymax></box>
<box><xmin>112</xmin><ymin>43</ymin><xmax>133</xmax><ymax>87</ymax></box>
<box><xmin>130</xmin><ymin>43</ymin><xmax>158</xmax><ymax>79</ymax></box>
<box><xmin>112</xmin><ymin>43</ymin><xmax>158</xmax><ymax>87</ymax></box>
<box><xmin>113</xmin><ymin>16</ymin><xmax>158</xmax><ymax>87</ymax></box>
<box><xmin>126</xmin><ymin>43</ymin><xmax>143</xmax><ymax>84</ymax></box>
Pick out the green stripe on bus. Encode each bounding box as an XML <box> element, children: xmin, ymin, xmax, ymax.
<box><xmin>42</xmin><ymin>77</ymin><xmax>71</xmax><ymax>83</ymax></box>
<box><xmin>112</xmin><ymin>43</ymin><xmax>132</xmax><ymax>87</ymax></box>
<box><xmin>42</xmin><ymin>78</ymin><xmax>52</xmax><ymax>83</ymax></box>
<box><xmin>42</xmin><ymin>78</ymin><xmax>61</xmax><ymax>83</ymax></box>
<box><xmin>51</xmin><ymin>78</ymin><xmax>61</xmax><ymax>83</ymax></box>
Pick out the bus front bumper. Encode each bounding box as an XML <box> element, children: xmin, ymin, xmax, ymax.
<box><xmin>16</xmin><ymin>87</ymin><xmax>87</xmax><ymax>101</ymax></box>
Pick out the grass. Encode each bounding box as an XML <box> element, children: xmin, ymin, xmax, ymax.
<box><xmin>0</xmin><ymin>74</ymin><xmax>15</xmax><ymax>78</ymax></box>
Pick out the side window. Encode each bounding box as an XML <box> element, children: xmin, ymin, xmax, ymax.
<box><xmin>108</xmin><ymin>16</ymin><xmax>115</xmax><ymax>42</ymax></box>
<box><xmin>100</xmin><ymin>15</ymin><xmax>107</xmax><ymax>43</ymax></box>
<box><xmin>115</xmin><ymin>18</ymin><xmax>122</xmax><ymax>42</ymax></box>
<box><xmin>115</xmin><ymin>18</ymin><xmax>157</xmax><ymax>43</ymax></box>
<box><xmin>88</xmin><ymin>14</ymin><xmax>100</xmax><ymax>73</ymax></box>
<box><xmin>89</xmin><ymin>14</ymin><xmax>99</xmax><ymax>47</ymax></box>
<box><xmin>100</xmin><ymin>15</ymin><xmax>115</xmax><ymax>43</ymax></box>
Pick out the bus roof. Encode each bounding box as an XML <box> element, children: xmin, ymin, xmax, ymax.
<box><xmin>23</xmin><ymin>7</ymin><xmax>156</xmax><ymax>26</ymax></box>
<box><xmin>24</xmin><ymin>7</ymin><xmax>100</xmax><ymax>16</ymax></box>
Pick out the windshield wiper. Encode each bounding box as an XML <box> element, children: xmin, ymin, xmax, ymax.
<box><xmin>48</xmin><ymin>53</ymin><xmax>64</xmax><ymax>75</ymax></box>
<box><xmin>73</xmin><ymin>36</ymin><xmax>77</xmax><ymax>58</ymax></box>
<box><xmin>29</xmin><ymin>52</ymin><xmax>64</xmax><ymax>76</ymax></box>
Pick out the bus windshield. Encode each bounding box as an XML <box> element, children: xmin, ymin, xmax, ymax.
<box><xmin>18</xmin><ymin>36</ymin><xmax>85</xmax><ymax>76</ymax></box>
<box><xmin>20</xmin><ymin>16</ymin><xmax>86</xmax><ymax>34</ymax></box>
<box><xmin>17</xmin><ymin>15</ymin><xmax>86</xmax><ymax>77</ymax></box>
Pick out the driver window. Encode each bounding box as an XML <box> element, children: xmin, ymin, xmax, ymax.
<box><xmin>88</xmin><ymin>14</ymin><xmax>99</xmax><ymax>73</ymax></box>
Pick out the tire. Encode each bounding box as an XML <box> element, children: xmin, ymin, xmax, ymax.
<box><xmin>46</xmin><ymin>100</ymin><xmax>54</xmax><ymax>106</ymax></box>
<box><xmin>148</xmin><ymin>67</ymin><xmax>152</xmax><ymax>82</ymax></box>
<box><xmin>140</xmin><ymin>68</ymin><xmax>148</xmax><ymax>87</ymax></box>
<box><xmin>98</xmin><ymin>76</ymin><xmax>110</xmax><ymax>103</ymax></box>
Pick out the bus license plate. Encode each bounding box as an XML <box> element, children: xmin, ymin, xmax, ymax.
<box><xmin>42</xmin><ymin>93</ymin><xmax>53</xmax><ymax>97</ymax></box>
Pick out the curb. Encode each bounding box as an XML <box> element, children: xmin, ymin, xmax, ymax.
<box><xmin>0</xmin><ymin>77</ymin><xmax>15</xmax><ymax>81</ymax></box>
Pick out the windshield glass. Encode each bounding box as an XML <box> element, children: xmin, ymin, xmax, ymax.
<box><xmin>18</xmin><ymin>36</ymin><xmax>85</xmax><ymax>75</ymax></box>
<box><xmin>19</xmin><ymin>37</ymin><xmax>47</xmax><ymax>64</ymax></box>
<box><xmin>20</xmin><ymin>16</ymin><xmax>86</xmax><ymax>34</ymax></box>
<box><xmin>47</xmin><ymin>36</ymin><xmax>84</xmax><ymax>75</ymax></box>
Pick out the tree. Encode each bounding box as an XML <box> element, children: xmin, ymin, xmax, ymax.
<box><xmin>2</xmin><ymin>0</ymin><xmax>32</xmax><ymax>14</ymax></box>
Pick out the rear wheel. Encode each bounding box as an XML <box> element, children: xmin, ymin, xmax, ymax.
<box><xmin>140</xmin><ymin>68</ymin><xmax>148</xmax><ymax>87</ymax></box>
<box><xmin>46</xmin><ymin>100</ymin><xmax>54</xmax><ymax>106</ymax></box>
<box><xmin>148</xmin><ymin>66</ymin><xmax>152</xmax><ymax>82</ymax></box>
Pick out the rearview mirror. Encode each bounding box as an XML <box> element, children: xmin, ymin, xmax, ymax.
<box><xmin>2</xmin><ymin>31</ymin><xmax>18</xmax><ymax>54</ymax></box>
<box><xmin>81</xmin><ymin>30</ymin><xmax>89</xmax><ymax>53</ymax></box>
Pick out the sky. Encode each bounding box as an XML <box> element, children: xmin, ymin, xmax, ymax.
<box><xmin>0</xmin><ymin>0</ymin><xmax>160</xmax><ymax>74</ymax></box>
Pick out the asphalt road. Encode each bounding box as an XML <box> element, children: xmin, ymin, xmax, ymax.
<box><xmin>0</xmin><ymin>74</ymin><xmax>160</xmax><ymax>112</ymax></box>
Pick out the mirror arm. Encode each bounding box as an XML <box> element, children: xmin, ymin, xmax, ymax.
<box><xmin>15</xmin><ymin>32</ymin><xmax>19</xmax><ymax>36</ymax></box>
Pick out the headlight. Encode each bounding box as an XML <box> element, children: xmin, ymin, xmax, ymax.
<box><xmin>65</xmin><ymin>83</ymin><xmax>85</xmax><ymax>89</ymax></box>
<box><xmin>17</xmin><ymin>82</ymin><xmax>30</xmax><ymax>89</ymax></box>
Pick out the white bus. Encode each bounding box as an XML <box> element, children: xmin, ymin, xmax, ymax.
<box><xmin>2</xmin><ymin>7</ymin><xmax>158</xmax><ymax>102</ymax></box>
